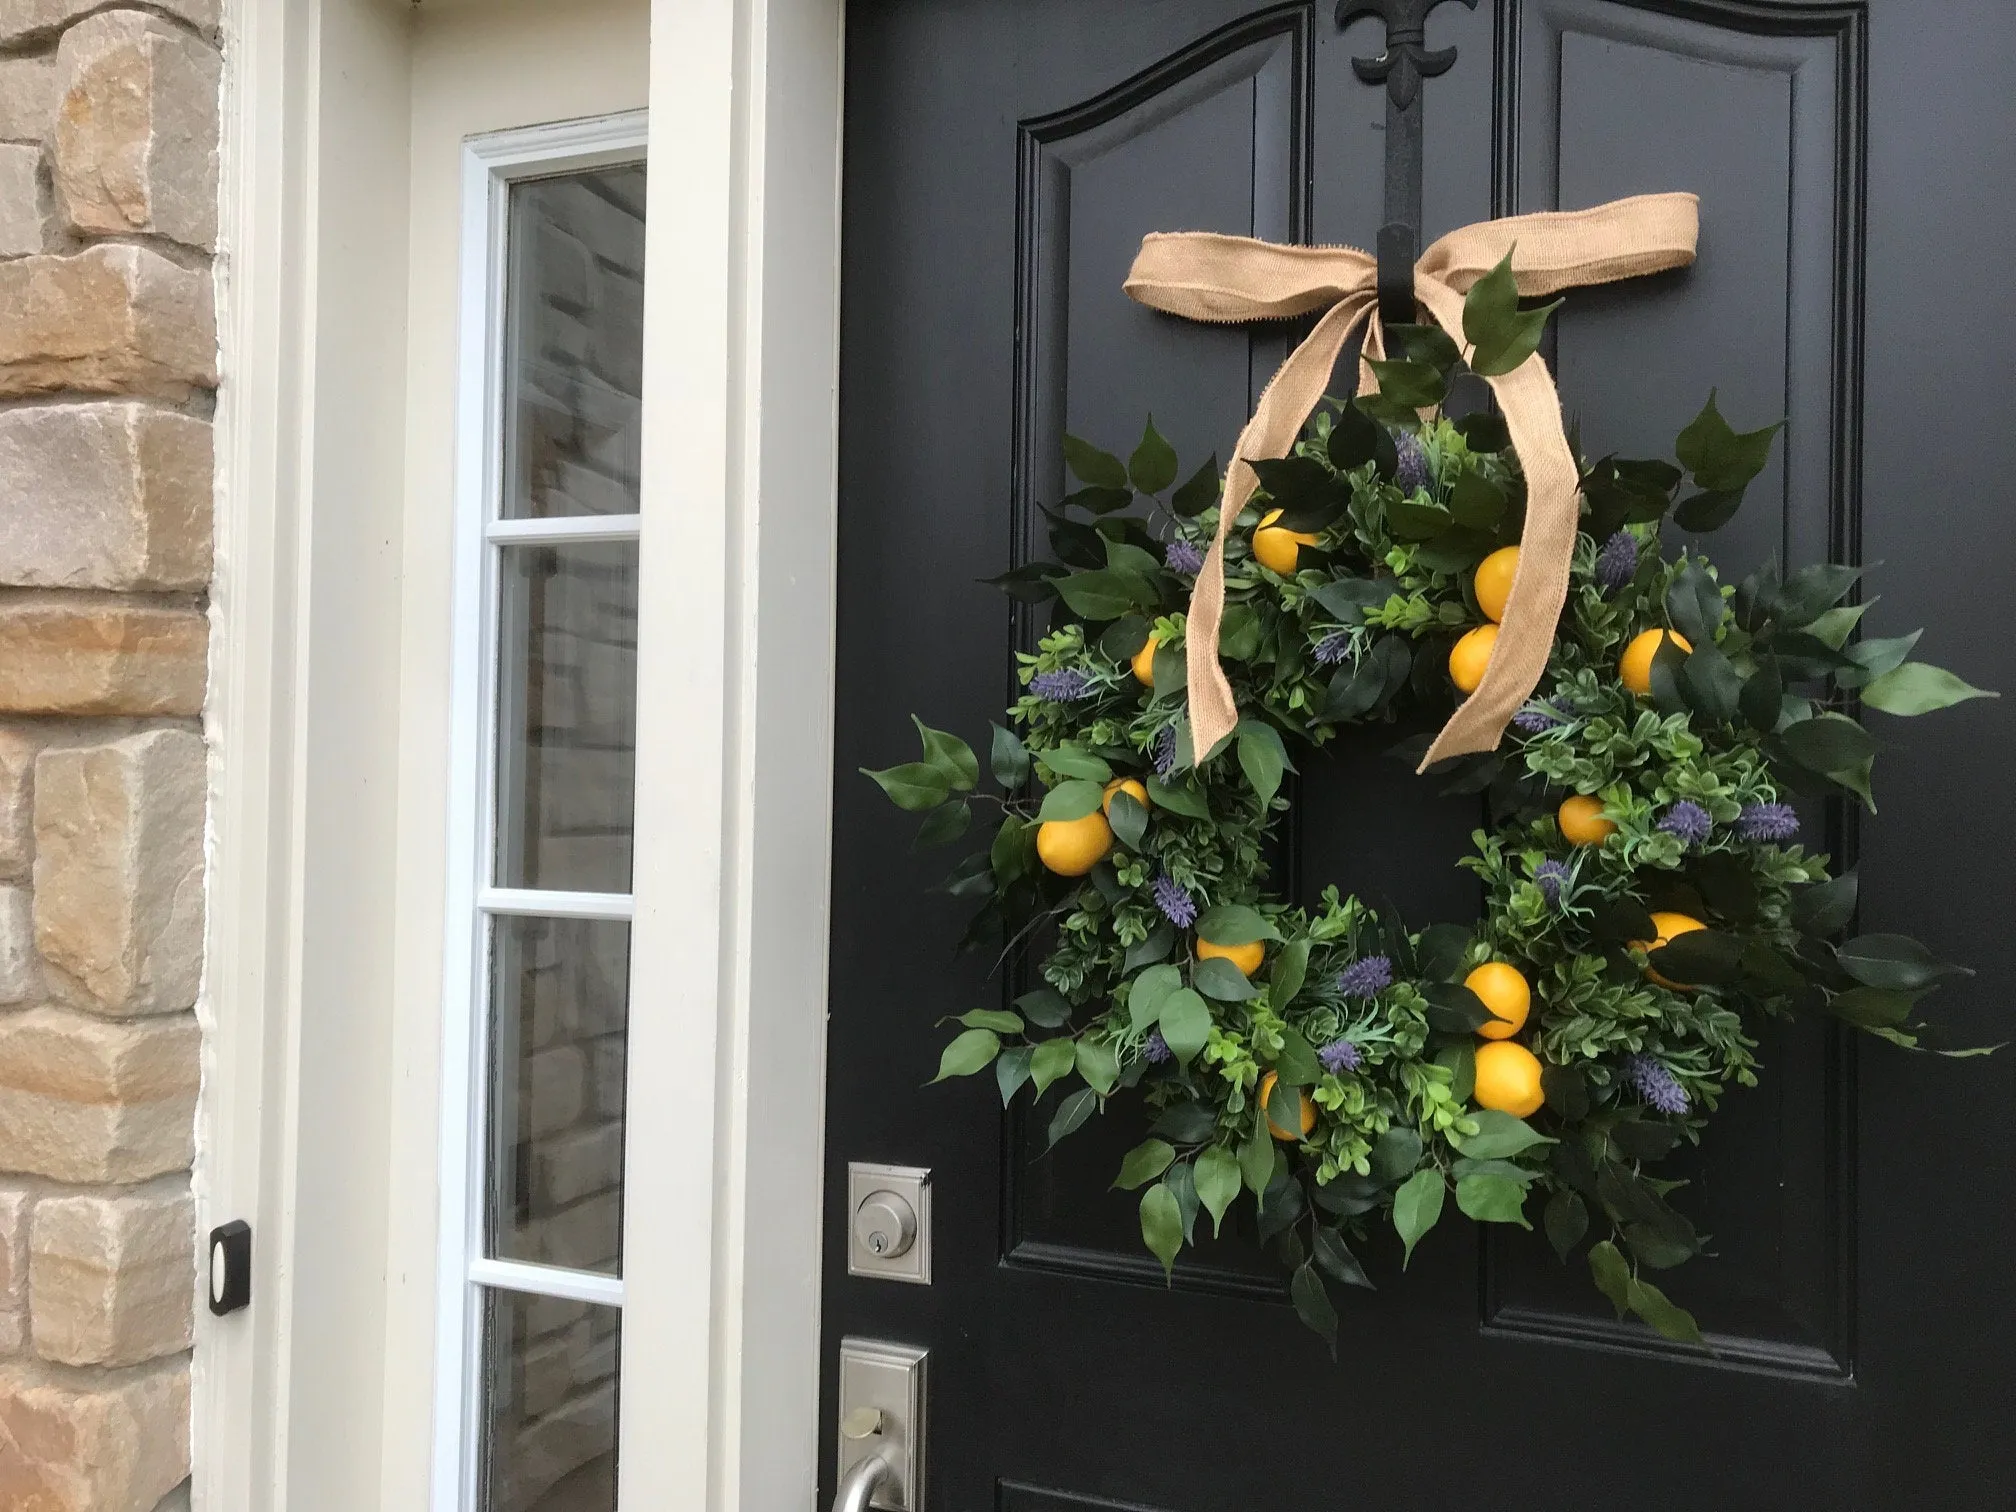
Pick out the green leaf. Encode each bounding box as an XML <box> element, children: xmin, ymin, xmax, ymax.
<box><xmin>1041</xmin><ymin>747</ymin><xmax>1113</xmax><ymax>784</ymax></box>
<box><xmin>1128</xmin><ymin>416</ymin><xmax>1179</xmax><ymax>495</ymax></box>
<box><xmin>1860</xmin><ymin>662</ymin><xmax>1996</xmax><ymax>716</ymax></box>
<box><xmin>1452</xmin><ymin>1110</ymin><xmax>1554</xmax><ymax>1160</ymax></box>
<box><xmin>1047</xmin><ymin>1086</ymin><xmax>1098</xmax><ymax>1149</ymax></box>
<box><xmin>1029</xmin><ymin>1037</ymin><xmax>1076</xmax><ymax>1094</ymax></box>
<box><xmin>1648</xmin><ymin>927</ymin><xmax>1744</xmax><ymax>986</ymax></box>
<box><xmin>1809</xmin><ymin>602</ymin><xmax>1875</xmax><ymax>651</ymax></box>
<box><xmin>1772</xmin><ymin>562</ymin><xmax>1862</xmax><ymax>628</ymax></box>
<box><xmin>1436</xmin><ymin>1041</ymin><xmax>1476</xmax><ymax>1104</ymax></box>
<box><xmin>1626</xmin><ymin>1276</ymin><xmax>1705</xmax><ymax>1345</ymax></box>
<box><xmin>1835</xmin><ymin>933</ymin><xmax>1970</xmax><ymax>992</ymax></box>
<box><xmin>1421</xmin><ymin>981</ymin><xmax>1494</xmax><ymax>1034</ymax></box>
<box><xmin>1674</xmin><ymin>390</ymin><xmax>1780</xmax><ymax>493</ymax></box>
<box><xmin>1462</xmin><ymin>249</ymin><xmax>1563</xmax><ymax>376</ymax></box>
<box><xmin>1140</xmin><ymin>1183</ymin><xmax>1184</xmax><ymax>1279</ymax></box>
<box><xmin>1290</xmin><ymin>1262</ymin><xmax>1339</xmax><ymax>1354</ymax></box>
<box><xmin>911</xmin><ymin>716</ymin><xmax>979</xmax><ymax>790</ymax></box>
<box><xmin>1194</xmin><ymin>903</ymin><xmax>1279</xmax><ymax>945</ymax></box>
<box><xmin>1169</xmin><ymin>455</ymin><xmax>1220</xmax><ymax>517</ymax></box>
<box><xmin>989</xmin><ymin>815</ymin><xmax>1032</xmax><ymax>886</ymax></box>
<box><xmin>1456</xmin><ymin>1171</ymin><xmax>1532</xmax><ymax>1226</ymax></box>
<box><xmin>1127</xmin><ymin>964</ymin><xmax>1182</xmax><ymax>1032</ymax></box>
<box><xmin>1194</xmin><ymin>1146</ymin><xmax>1241</xmax><ymax>1237</ymax></box>
<box><xmin>1392</xmin><ymin>1170</ymin><xmax>1446</xmax><ymax>1268</ymax></box>
<box><xmin>1327</xmin><ymin>401</ymin><xmax>1396</xmax><ymax>473</ymax></box>
<box><xmin>1454</xmin><ymin>410</ymin><xmax>1511</xmax><ymax>451</ymax></box>
<box><xmin>1107</xmin><ymin>790</ymin><xmax>1148</xmax><ymax>850</ymax></box>
<box><xmin>1544</xmin><ymin>1189</ymin><xmax>1588</xmax><ymax>1262</ymax></box>
<box><xmin>1366</xmin><ymin>357</ymin><xmax>1448</xmax><ymax>410</ymax></box>
<box><xmin>957</xmin><ymin>1009</ymin><xmax>1023</xmax><ymax>1033</ymax></box>
<box><xmin>913</xmin><ymin>801</ymin><xmax>972</xmax><ymax>848</ymax></box>
<box><xmin>1054</xmin><ymin>568</ymin><xmax>1152</xmax><ymax>621</ymax></box>
<box><xmin>1157</xmin><ymin>988</ymin><xmax>1211</xmax><ymax>1066</ymax></box>
<box><xmin>1781</xmin><ymin>711</ymin><xmax>1876</xmax><ymax>777</ymax></box>
<box><xmin>1681</xmin><ymin>645</ymin><xmax>1743</xmax><ymax>723</ymax></box>
<box><xmin>1385</xmin><ymin>495</ymin><xmax>1454</xmax><ymax>541</ymax></box>
<box><xmin>1064</xmin><ymin>484</ymin><xmax>1131</xmax><ymax>515</ymax></box>
<box><xmin>1149</xmin><ymin>642</ymin><xmax>1187</xmax><ymax>703</ymax></box>
<box><xmin>1270</xmin><ymin>938</ymin><xmax>1311</xmax><ymax>1012</ymax></box>
<box><xmin>1369</xmin><ymin>1127</ymin><xmax>1424</xmax><ymax>1184</ymax></box>
<box><xmin>1310</xmin><ymin>577</ymin><xmax>1392</xmax><ymax>626</ymax></box>
<box><xmin>1588</xmin><ymin>1239</ymin><xmax>1633</xmax><ymax>1318</ymax></box>
<box><xmin>1114</xmin><ymin>1138</ymin><xmax>1176</xmax><ymax>1190</ymax></box>
<box><xmin>930</xmin><ymin>1028</ymin><xmax>1000</xmax><ymax>1083</ymax></box>
<box><xmin>1269</xmin><ymin>1028</ymin><xmax>1324</xmax><ymax>1086</ymax></box>
<box><xmin>1313</xmin><ymin>1226</ymin><xmax>1374</xmax><ymax>1290</ymax></box>
<box><xmin>1829</xmin><ymin>985</ymin><xmax>1923</xmax><ymax>1029</ymax></box>
<box><xmin>1063</xmin><ymin>433</ymin><xmax>1126</xmax><ymax>490</ymax></box>
<box><xmin>1236</xmin><ymin>721</ymin><xmax>1294</xmax><ymax>807</ymax></box>
<box><xmin>1192</xmin><ymin>956</ymin><xmax>1258</xmax><ymax>1002</ymax></box>
<box><xmin>862</xmin><ymin>761</ymin><xmax>950</xmax><ymax>812</ymax></box>
<box><xmin>1016</xmin><ymin>986</ymin><xmax>1072</xmax><ymax>1028</ymax></box>
<box><xmin>1075</xmin><ymin>1038</ymin><xmax>1120</xmax><ymax>1096</ymax></box>
<box><xmin>1384</xmin><ymin>322</ymin><xmax>1461</xmax><ymax>372</ymax></box>
<box><xmin>1793</xmin><ymin>872</ymin><xmax>1857</xmax><ymax>937</ymax></box>
<box><xmin>1145</xmin><ymin>775</ymin><xmax>1210</xmax><ymax>818</ymax></box>
<box><xmin>1124</xmin><ymin>921</ymin><xmax>1174</xmax><ymax>974</ymax></box>
<box><xmin>1239</xmin><ymin>1113</ymin><xmax>1278</xmax><ymax>1196</ymax></box>
<box><xmin>989</xmin><ymin>723</ymin><xmax>1030</xmax><ymax>789</ymax></box>
<box><xmin>1664</xmin><ymin>561</ymin><xmax>1724</xmax><ymax>648</ymax></box>
<box><xmin>1036</xmin><ymin>780</ymin><xmax>1104</xmax><ymax>821</ymax></box>
<box><xmin>1671</xmin><ymin>487</ymin><xmax>1745</xmax><ymax>533</ymax></box>
<box><xmin>1447</xmin><ymin>471</ymin><xmax>1507</xmax><ymax>530</ymax></box>
<box><xmin>994</xmin><ymin>1045</ymin><xmax>1033</xmax><ymax>1105</ymax></box>
<box><xmin>1740</xmin><ymin>656</ymin><xmax>1784</xmax><ymax>733</ymax></box>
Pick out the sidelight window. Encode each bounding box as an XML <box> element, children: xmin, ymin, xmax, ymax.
<box><xmin>438</xmin><ymin>115</ymin><xmax>647</xmax><ymax>1512</ymax></box>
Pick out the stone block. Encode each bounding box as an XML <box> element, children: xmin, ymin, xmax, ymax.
<box><xmin>527</xmin><ymin>1045</ymin><xmax>586</xmax><ymax>1138</ymax></box>
<box><xmin>537</xmin><ymin>1192</ymin><xmax>619</xmax><ymax>1273</ymax></box>
<box><xmin>536</xmin><ymin>1121</ymin><xmax>623</xmax><ymax>1209</ymax></box>
<box><xmin>0</xmin><ymin>730</ymin><xmax>37</xmax><ymax>881</ymax></box>
<box><xmin>0</xmin><ymin>1187</ymin><xmax>26</xmax><ymax>1354</ymax></box>
<box><xmin>31</xmin><ymin>1189</ymin><xmax>192</xmax><ymax>1367</ymax></box>
<box><xmin>0</xmin><ymin>142</ymin><xmax>39</xmax><ymax>258</ymax></box>
<box><xmin>0</xmin><ymin>246</ymin><xmax>214</xmax><ymax>401</ymax></box>
<box><xmin>52</xmin><ymin>12</ymin><xmax>220</xmax><ymax>250</ymax></box>
<box><xmin>0</xmin><ymin>0</ymin><xmax>217</xmax><ymax>47</ymax></box>
<box><xmin>35</xmin><ymin>730</ymin><xmax>205</xmax><ymax>1015</ymax></box>
<box><xmin>0</xmin><ymin>1358</ymin><xmax>189</xmax><ymax>1512</ymax></box>
<box><xmin>0</xmin><ymin>405</ymin><xmax>212</xmax><ymax>590</ymax></box>
<box><xmin>0</xmin><ymin>599</ymin><xmax>206</xmax><ymax>717</ymax></box>
<box><xmin>0</xmin><ymin>1008</ymin><xmax>198</xmax><ymax>1183</ymax></box>
<box><xmin>0</xmin><ymin>54</ymin><xmax>58</xmax><ymax>142</ymax></box>
<box><xmin>0</xmin><ymin>886</ymin><xmax>34</xmax><ymax>1003</ymax></box>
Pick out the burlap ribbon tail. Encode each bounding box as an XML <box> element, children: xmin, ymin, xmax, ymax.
<box><xmin>1122</xmin><ymin>192</ymin><xmax>1700</xmax><ymax>771</ymax></box>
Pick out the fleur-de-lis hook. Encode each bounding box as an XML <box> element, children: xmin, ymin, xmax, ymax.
<box><xmin>1337</xmin><ymin>0</ymin><xmax>1479</xmax><ymax>110</ymax></box>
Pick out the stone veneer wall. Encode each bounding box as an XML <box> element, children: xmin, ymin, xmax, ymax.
<box><xmin>0</xmin><ymin>1</ymin><xmax>219</xmax><ymax>1508</ymax></box>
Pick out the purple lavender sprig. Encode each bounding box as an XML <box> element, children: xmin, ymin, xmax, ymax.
<box><xmin>1393</xmin><ymin>431</ymin><xmax>1431</xmax><ymax>493</ymax></box>
<box><xmin>1596</xmin><ymin>531</ymin><xmax>1638</xmax><ymax>594</ymax></box>
<box><xmin>1152</xmin><ymin>872</ymin><xmax>1198</xmax><ymax>929</ymax></box>
<box><xmin>1152</xmin><ymin>726</ymin><xmax>1179</xmax><ymax>778</ymax></box>
<box><xmin>1030</xmin><ymin>668</ymin><xmax>1092</xmax><ymax>703</ymax></box>
<box><xmin>1738</xmin><ymin>801</ymin><xmax>1799</xmax><ymax>844</ymax></box>
<box><xmin>1513</xmin><ymin>703</ymin><xmax>1562</xmax><ymax>734</ymax></box>
<box><xmin>1164</xmin><ymin>539</ymin><xmax>1205</xmax><ymax>575</ymax></box>
<box><xmin>1624</xmin><ymin>1053</ymin><xmax>1690</xmax><ymax>1116</ymax></box>
<box><xmin>1318</xmin><ymin>1038</ymin><xmax>1362</xmax><ymax>1075</ymax></box>
<box><xmin>1535</xmin><ymin>859</ymin><xmax>1570</xmax><ymax>910</ymax></box>
<box><xmin>1143</xmin><ymin>1028</ymin><xmax>1173</xmax><ymax>1065</ymax></box>
<box><xmin>1336</xmin><ymin>955</ymin><xmax>1393</xmax><ymax>999</ymax></box>
<box><xmin>1658</xmin><ymin>800</ymin><xmax>1712</xmax><ymax>848</ymax></box>
<box><xmin>1315</xmin><ymin>631</ymin><xmax>1353</xmax><ymax>666</ymax></box>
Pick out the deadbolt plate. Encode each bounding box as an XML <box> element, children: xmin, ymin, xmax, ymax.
<box><xmin>847</xmin><ymin>1162</ymin><xmax>931</xmax><ymax>1284</ymax></box>
<box><xmin>838</xmin><ymin>1336</ymin><xmax>927</xmax><ymax>1511</ymax></box>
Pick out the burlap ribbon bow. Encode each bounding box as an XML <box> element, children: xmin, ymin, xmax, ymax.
<box><xmin>1123</xmin><ymin>192</ymin><xmax>1700</xmax><ymax>770</ymax></box>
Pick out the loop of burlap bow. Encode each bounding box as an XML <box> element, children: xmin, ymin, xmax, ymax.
<box><xmin>1123</xmin><ymin>192</ymin><xmax>1700</xmax><ymax>771</ymax></box>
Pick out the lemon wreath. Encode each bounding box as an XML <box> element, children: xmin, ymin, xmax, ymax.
<box><xmin>864</xmin><ymin>291</ymin><xmax>1993</xmax><ymax>1350</ymax></box>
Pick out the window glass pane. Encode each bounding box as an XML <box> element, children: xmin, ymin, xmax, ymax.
<box><xmin>486</xmin><ymin>916</ymin><xmax>629</xmax><ymax>1276</ymax></box>
<box><xmin>494</xmin><ymin>541</ymin><xmax>637</xmax><ymax>893</ymax></box>
<box><xmin>480</xmin><ymin>1288</ymin><xmax>621</xmax><ymax>1512</ymax></box>
<box><xmin>502</xmin><ymin>166</ymin><xmax>646</xmax><ymax>519</ymax></box>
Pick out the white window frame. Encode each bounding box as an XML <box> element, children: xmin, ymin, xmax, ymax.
<box><xmin>434</xmin><ymin>109</ymin><xmax>650</xmax><ymax>1512</ymax></box>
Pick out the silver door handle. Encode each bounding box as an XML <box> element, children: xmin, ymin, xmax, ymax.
<box><xmin>832</xmin><ymin>1453</ymin><xmax>891</xmax><ymax>1512</ymax></box>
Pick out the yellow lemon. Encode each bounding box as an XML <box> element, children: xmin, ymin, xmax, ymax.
<box><xmin>1132</xmin><ymin>636</ymin><xmax>1158</xmax><ymax>687</ymax></box>
<box><xmin>1632</xmin><ymin>910</ymin><xmax>1707</xmax><ymax>990</ymax></box>
<box><xmin>1035</xmin><ymin>811</ymin><xmax>1112</xmax><ymax>876</ymax></box>
<box><xmin>1557</xmin><ymin>794</ymin><xmax>1617</xmax><ymax>846</ymax></box>
<box><xmin>1252</xmin><ymin>508</ymin><xmax>1319</xmax><ymax>575</ymax></box>
<box><xmin>1473</xmin><ymin>546</ymin><xmax>1520</xmax><ymax>624</ymax></box>
<box><xmin>1196</xmin><ymin>936</ymin><xmax>1265</xmax><ymax>976</ymax></box>
<box><xmin>1449</xmin><ymin>624</ymin><xmax>1499</xmax><ymax>694</ymax></box>
<box><xmin>1473</xmin><ymin>1041</ymin><xmax>1546</xmax><ymax>1118</ymax></box>
<box><xmin>1259</xmin><ymin>1070</ymin><xmax>1317</xmax><ymax>1141</ymax></box>
<box><xmin>1620</xmin><ymin>628</ymin><xmax>1692</xmax><ymax>696</ymax></box>
<box><xmin>1102</xmin><ymin>777</ymin><xmax>1147</xmax><ymax>816</ymax></box>
<box><xmin>1466</xmin><ymin>961</ymin><xmax>1532</xmax><ymax>1041</ymax></box>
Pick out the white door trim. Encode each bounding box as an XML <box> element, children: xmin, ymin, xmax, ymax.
<box><xmin>205</xmin><ymin>0</ymin><xmax>846</xmax><ymax>1507</ymax></box>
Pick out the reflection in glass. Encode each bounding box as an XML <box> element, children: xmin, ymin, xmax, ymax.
<box><xmin>493</xmin><ymin>542</ymin><xmax>638</xmax><ymax>893</ymax></box>
<box><xmin>502</xmin><ymin>166</ymin><xmax>647</xmax><ymax>519</ymax></box>
<box><xmin>480</xmin><ymin>1289</ymin><xmax>621</xmax><ymax>1512</ymax></box>
<box><xmin>486</xmin><ymin>917</ymin><xmax>630</xmax><ymax>1276</ymax></box>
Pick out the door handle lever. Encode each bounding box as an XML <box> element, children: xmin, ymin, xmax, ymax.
<box><xmin>831</xmin><ymin>1452</ymin><xmax>892</xmax><ymax>1512</ymax></box>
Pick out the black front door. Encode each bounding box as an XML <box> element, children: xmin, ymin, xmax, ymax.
<box><xmin>826</xmin><ymin>3</ymin><xmax>2016</xmax><ymax>1507</ymax></box>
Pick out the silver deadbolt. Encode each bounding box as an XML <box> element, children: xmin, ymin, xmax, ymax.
<box><xmin>847</xmin><ymin>1163</ymin><xmax>931</xmax><ymax>1284</ymax></box>
<box><xmin>853</xmin><ymin>1190</ymin><xmax>916</xmax><ymax>1259</ymax></box>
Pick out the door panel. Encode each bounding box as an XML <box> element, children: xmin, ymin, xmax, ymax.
<box><xmin>830</xmin><ymin>3</ymin><xmax>2016</xmax><ymax>1507</ymax></box>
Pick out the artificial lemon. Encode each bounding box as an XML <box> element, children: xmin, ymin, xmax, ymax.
<box><xmin>1259</xmin><ymin>1070</ymin><xmax>1317</xmax><ymax>1141</ymax></box>
<box><xmin>1633</xmin><ymin>910</ymin><xmax>1707</xmax><ymax>990</ymax></box>
<box><xmin>1557</xmin><ymin>794</ymin><xmax>1617</xmax><ymax>846</ymax></box>
<box><xmin>1448</xmin><ymin>624</ymin><xmax>1499</xmax><ymax>694</ymax></box>
<box><xmin>1619</xmin><ymin>628</ymin><xmax>1692</xmax><ymax>696</ymax></box>
<box><xmin>1035</xmin><ymin>811</ymin><xmax>1112</xmax><ymax>877</ymax></box>
<box><xmin>1472</xmin><ymin>1040</ymin><xmax>1546</xmax><ymax>1118</ymax></box>
<box><xmin>1252</xmin><ymin>508</ymin><xmax>1319</xmax><ymax>575</ymax></box>
<box><xmin>1102</xmin><ymin>777</ymin><xmax>1147</xmax><ymax>816</ymax></box>
<box><xmin>1466</xmin><ymin>961</ymin><xmax>1532</xmax><ymax>1040</ymax></box>
<box><xmin>1132</xmin><ymin>635</ymin><xmax>1158</xmax><ymax>687</ymax></box>
<box><xmin>1196</xmin><ymin>936</ymin><xmax>1265</xmax><ymax>976</ymax></box>
<box><xmin>1473</xmin><ymin>546</ymin><xmax>1520</xmax><ymax>624</ymax></box>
